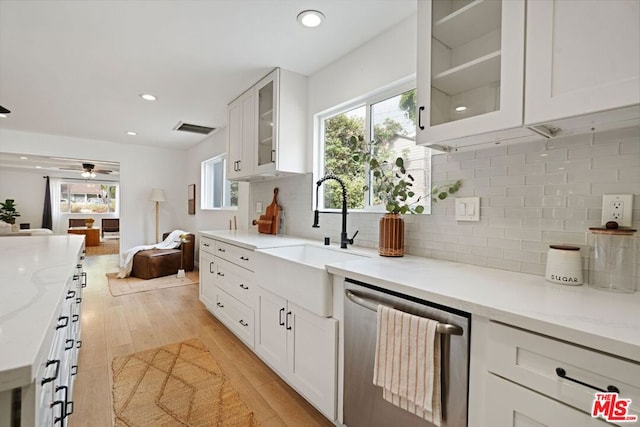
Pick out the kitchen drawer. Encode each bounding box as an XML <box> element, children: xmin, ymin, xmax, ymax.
<box><xmin>486</xmin><ymin>374</ymin><xmax>609</xmax><ymax>426</ymax></box>
<box><xmin>487</xmin><ymin>321</ymin><xmax>640</xmax><ymax>419</ymax></box>
<box><xmin>200</xmin><ymin>236</ymin><xmax>216</xmax><ymax>256</ymax></box>
<box><xmin>214</xmin><ymin>288</ymin><xmax>254</xmax><ymax>348</ymax></box>
<box><xmin>215</xmin><ymin>240</ymin><xmax>254</xmax><ymax>271</ymax></box>
<box><xmin>216</xmin><ymin>257</ymin><xmax>256</xmax><ymax>309</ymax></box>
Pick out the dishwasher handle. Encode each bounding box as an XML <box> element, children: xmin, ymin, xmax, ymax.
<box><xmin>345</xmin><ymin>289</ymin><xmax>464</xmax><ymax>336</ymax></box>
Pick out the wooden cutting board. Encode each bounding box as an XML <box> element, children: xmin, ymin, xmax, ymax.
<box><xmin>255</xmin><ymin>188</ymin><xmax>280</xmax><ymax>234</ymax></box>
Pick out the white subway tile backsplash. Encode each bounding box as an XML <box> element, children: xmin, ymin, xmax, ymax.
<box><xmin>250</xmin><ymin>126</ymin><xmax>639</xmax><ymax>278</ymax></box>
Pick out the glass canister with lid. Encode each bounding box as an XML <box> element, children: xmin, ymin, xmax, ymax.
<box><xmin>588</xmin><ymin>223</ymin><xmax>638</xmax><ymax>293</ymax></box>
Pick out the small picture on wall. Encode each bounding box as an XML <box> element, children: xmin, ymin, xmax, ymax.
<box><xmin>188</xmin><ymin>184</ymin><xmax>195</xmax><ymax>215</ymax></box>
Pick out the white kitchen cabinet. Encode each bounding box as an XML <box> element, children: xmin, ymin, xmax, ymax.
<box><xmin>226</xmin><ymin>68</ymin><xmax>307</xmax><ymax>181</ymax></box>
<box><xmin>416</xmin><ymin>0</ymin><xmax>531</xmax><ymax>149</ymax></box>
<box><xmin>485</xmin><ymin>375</ymin><xmax>609</xmax><ymax>426</ymax></box>
<box><xmin>475</xmin><ymin>320</ymin><xmax>640</xmax><ymax>426</ymax></box>
<box><xmin>525</xmin><ymin>0</ymin><xmax>640</xmax><ymax>127</ymax></box>
<box><xmin>227</xmin><ymin>89</ymin><xmax>255</xmax><ymax>180</ymax></box>
<box><xmin>198</xmin><ymin>236</ymin><xmax>256</xmax><ymax>348</ymax></box>
<box><xmin>256</xmin><ymin>286</ymin><xmax>337</xmax><ymax>419</ymax></box>
<box><xmin>199</xmin><ymin>249</ymin><xmax>217</xmax><ymax>308</ymax></box>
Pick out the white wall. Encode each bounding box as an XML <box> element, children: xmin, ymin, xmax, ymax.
<box><xmin>0</xmin><ymin>168</ymin><xmax>45</xmax><ymax>228</ymax></box>
<box><xmin>0</xmin><ymin>129</ymin><xmax>187</xmax><ymax>250</ymax></box>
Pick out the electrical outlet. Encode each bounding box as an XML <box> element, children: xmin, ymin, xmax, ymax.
<box><xmin>601</xmin><ymin>194</ymin><xmax>633</xmax><ymax>227</ymax></box>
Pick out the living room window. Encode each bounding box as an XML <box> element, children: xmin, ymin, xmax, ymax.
<box><xmin>201</xmin><ymin>155</ymin><xmax>238</xmax><ymax>209</ymax></box>
<box><xmin>316</xmin><ymin>84</ymin><xmax>431</xmax><ymax>212</ymax></box>
<box><xmin>59</xmin><ymin>181</ymin><xmax>119</xmax><ymax>214</ymax></box>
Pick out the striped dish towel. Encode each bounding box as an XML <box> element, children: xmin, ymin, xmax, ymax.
<box><xmin>372</xmin><ymin>305</ymin><xmax>442</xmax><ymax>426</ymax></box>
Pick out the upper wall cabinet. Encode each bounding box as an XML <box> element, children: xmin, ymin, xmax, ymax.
<box><xmin>416</xmin><ymin>0</ymin><xmax>531</xmax><ymax>149</ymax></box>
<box><xmin>416</xmin><ymin>0</ymin><xmax>640</xmax><ymax>150</ymax></box>
<box><xmin>524</xmin><ymin>0</ymin><xmax>640</xmax><ymax>127</ymax></box>
<box><xmin>227</xmin><ymin>68</ymin><xmax>308</xmax><ymax>181</ymax></box>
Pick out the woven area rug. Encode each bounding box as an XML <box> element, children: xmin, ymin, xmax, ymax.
<box><xmin>106</xmin><ymin>270</ymin><xmax>198</xmax><ymax>296</ymax></box>
<box><xmin>85</xmin><ymin>238</ymin><xmax>120</xmax><ymax>256</ymax></box>
<box><xmin>112</xmin><ymin>338</ymin><xmax>257</xmax><ymax>427</ymax></box>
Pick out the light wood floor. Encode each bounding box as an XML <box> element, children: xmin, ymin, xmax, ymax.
<box><xmin>68</xmin><ymin>254</ymin><xmax>333</xmax><ymax>427</ymax></box>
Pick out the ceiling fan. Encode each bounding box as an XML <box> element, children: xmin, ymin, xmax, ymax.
<box><xmin>59</xmin><ymin>162</ymin><xmax>113</xmax><ymax>178</ymax></box>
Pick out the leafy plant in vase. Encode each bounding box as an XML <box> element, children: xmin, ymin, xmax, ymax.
<box><xmin>348</xmin><ymin>135</ymin><xmax>461</xmax><ymax>256</ymax></box>
<box><xmin>0</xmin><ymin>199</ymin><xmax>21</xmax><ymax>225</ymax></box>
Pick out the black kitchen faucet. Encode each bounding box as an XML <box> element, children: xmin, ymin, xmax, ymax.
<box><xmin>313</xmin><ymin>173</ymin><xmax>359</xmax><ymax>249</ymax></box>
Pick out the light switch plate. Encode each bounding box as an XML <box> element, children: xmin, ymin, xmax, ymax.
<box><xmin>455</xmin><ymin>197</ymin><xmax>480</xmax><ymax>221</ymax></box>
<box><xmin>601</xmin><ymin>194</ymin><xmax>633</xmax><ymax>227</ymax></box>
<box><xmin>256</xmin><ymin>202</ymin><xmax>263</xmax><ymax>213</ymax></box>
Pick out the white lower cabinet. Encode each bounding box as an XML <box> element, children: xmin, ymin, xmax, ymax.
<box><xmin>256</xmin><ymin>286</ymin><xmax>337</xmax><ymax>419</ymax></box>
<box><xmin>476</xmin><ymin>320</ymin><xmax>640</xmax><ymax>427</ymax></box>
<box><xmin>213</xmin><ymin>288</ymin><xmax>254</xmax><ymax>348</ymax></box>
<box><xmin>199</xmin><ymin>250</ymin><xmax>217</xmax><ymax>308</ymax></box>
<box><xmin>486</xmin><ymin>375</ymin><xmax>609</xmax><ymax>426</ymax></box>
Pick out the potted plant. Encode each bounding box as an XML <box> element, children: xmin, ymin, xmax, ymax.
<box><xmin>348</xmin><ymin>136</ymin><xmax>461</xmax><ymax>256</ymax></box>
<box><xmin>0</xmin><ymin>199</ymin><xmax>21</xmax><ymax>225</ymax></box>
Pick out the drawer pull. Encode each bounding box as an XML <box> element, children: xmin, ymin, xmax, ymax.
<box><xmin>239</xmin><ymin>319</ymin><xmax>248</xmax><ymax>327</ymax></box>
<box><xmin>203</xmin><ymin>243</ymin><xmax>210</xmax><ymax>247</ymax></box>
<box><xmin>218</xmin><ymin>248</ymin><xmax>226</xmax><ymax>253</ymax></box>
<box><xmin>217</xmin><ymin>272</ymin><xmax>225</xmax><ymax>277</ymax></box>
<box><xmin>239</xmin><ymin>284</ymin><xmax>249</xmax><ymax>290</ymax></box>
<box><xmin>64</xmin><ymin>339</ymin><xmax>74</xmax><ymax>350</ymax></box>
<box><xmin>240</xmin><ymin>256</ymin><xmax>249</xmax><ymax>261</ymax></box>
<box><xmin>555</xmin><ymin>367</ymin><xmax>620</xmax><ymax>393</ymax></box>
<box><xmin>66</xmin><ymin>290</ymin><xmax>76</xmax><ymax>300</ymax></box>
<box><xmin>216</xmin><ymin>302</ymin><xmax>224</xmax><ymax>308</ymax></box>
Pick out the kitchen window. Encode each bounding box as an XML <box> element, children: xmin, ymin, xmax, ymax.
<box><xmin>201</xmin><ymin>155</ymin><xmax>238</xmax><ymax>209</ymax></box>
<box><xmin>316</xmin><ymin>84</ymin><xmax>431</xmax><ymax>212</ymax></box>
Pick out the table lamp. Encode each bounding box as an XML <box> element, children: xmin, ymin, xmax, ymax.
<box><xmin>149</xmin><ymin>188</ymin><xmax>166</xmax><ymax>243</ymax></box>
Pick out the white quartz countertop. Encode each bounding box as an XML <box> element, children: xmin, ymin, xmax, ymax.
<box><xmin>200</xmin><ymin>231</ymin><xmax>640</xmax><ymax>362</ymax></box>
<box><xmin>0</xmin><ymin>235</ymin><xmax>84</xmax><ymax>390</ymax></box>
<box><xmin>200</xmin><ymin>230</ymin><xmax>315</xmax><ymax>249</ymax></box>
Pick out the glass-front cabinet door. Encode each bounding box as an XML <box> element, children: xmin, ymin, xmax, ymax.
<box><xmin>416</xmin><ymin>0</ymin><xmax>526</xmax><ymax>148</ymax></box>
<box><xmin>255</xmin><ymin>69</ymin><xmax>278</xmax><ymax>174</ymax></box>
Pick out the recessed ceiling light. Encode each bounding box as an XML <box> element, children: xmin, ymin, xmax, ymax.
<box><xmin>455</xmin><ymin>106</ymin><xmax>467</xmax><ymax>112</ymax></box>
<box><xmin>35</xmin><ymin>166</ymin><xmax>42</xmax><ymax>169</ymax></box>
<box><xmin>20</xmin><ymin>156</ymin><xmax>27</xmax><ymax>160</ymax></box>
<box><xmin>126</xmin><ymin>131</ymin><xmax>137</xmax><ymax>136</ymax></box>
<box><xmin>139</xmin><ymin>93</ymin><xmax>157</xmax><ymax>101</ymax></box>
<box><xmin>0</xmin><ymin>114</ymin><xmax>7</xmax><ymax>118</ymax></box>
<box><xmin>297</xmin><ymin>10</ymin><xmax>325</xmax><ymax>28</ymax></box>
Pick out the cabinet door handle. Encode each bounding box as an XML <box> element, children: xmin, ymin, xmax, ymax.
<box><xmin>56</xmin><ymin>316</ymin><xmax>69</xmax><ymax>330</ymax></box>
<box><xmin>555</xmin><ymin>367</ymin><xmax>620</xmax><ymax>393</ymax></box>
<box><xmin>76</xmin><ymin>297</ymin><xmax>82</xmax><ymax>304</ymax></box>
<box><xmin>72</xmin><ymin>314</ymin><xmax>79</xmax><ymax>323</ymax></box>
<box><xmin>237</xmin><ymin>160</ymin><xmax>241</xmax><ymax>171</ymax></box>
<box><xmin>41</xmin><ymin>359</ymin><xmax>60</xmax><ymax>385</ymax></box>
<box><xmin>271</xmin><ymin>149</ymin><xmax>275</xmax><ymax>163</ymax></box>
<box><xmin>81</xmin><ymin>272</ymin><xmax>87</xmax><ymax>288</ymax></box>
<box><xmin>279</xmin><ymin>308</ymin><xmax>285</xmax><ymax>326</ymax></box>
<box><xmin>418</xmin><ymin>106</ymin><xmax>425</xmax><ymax>130</ymax></box>
<box><xmin>76</xmin><ymin>340</ymin><xmax>82</xmax><ymax>349</ymax></box>
<box><xmin>51</xmin><ymin>399</ymin><xmax>65</xmax><ymax>424</ymax></box>
<box><xmin>216</xmin><ymin>302</ymin><xmax>224</xmax><ymax>308</ymax></box>
<box><xmin>71</xmin><ymin>365</ymin><xmax>78</xmax><ymax>376</ymax></box>
<box><xmin>285</xmin><ymin>311</ymin><xmax>292</xmax><ymax>330</ymax></box>
<box><xmin>239</xmin><ymin>284</ymin><xmax>249</xmax><ymax>290</ymax></box>
<box><xmin>209</xmin><ymin>262</ymin><xmax>215</xmax><ymax>274</ymax></box>
<box><xmin>66</xmin><ymin>290</ymin><xmax>76</xmax><ymax>300</ymax></box>
<box><xmin>239</xmin><ymin>319</ymin><xmax>248</xmax><ymax>327</ymax></box>
<box><xmin>64</xmin><ymin>339</ymin><xmax>74</xmax><ymax>351</ymax></box>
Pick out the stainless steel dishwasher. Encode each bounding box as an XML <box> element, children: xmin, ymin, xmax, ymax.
<box><xmin>344</xmin><ymin>279</ymin><xmax>471</xmax><ymax>427</ymax></box>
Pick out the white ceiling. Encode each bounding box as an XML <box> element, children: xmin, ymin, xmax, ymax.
<box><xmin>0</xmin><ymin>0</ymin><xmax>417</xmax><ymax>150</ymax></box>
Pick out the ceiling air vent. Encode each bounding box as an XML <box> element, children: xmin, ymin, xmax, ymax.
<box><xmin>173</xmin><ymin>121</ymin><xmax>215</xmax><ymax>135</ymax></box>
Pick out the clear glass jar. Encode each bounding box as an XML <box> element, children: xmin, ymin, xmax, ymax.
<box><xmin>588</xmin><ymin>227</ymin><xmax>638</xmax><ymax>293</ymax></box>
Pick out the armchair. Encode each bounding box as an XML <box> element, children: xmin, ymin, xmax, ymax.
<box><xmin>130</xmin><ymin>232</ymin><xmax>195</xmax><ymax>280</ymax></box>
